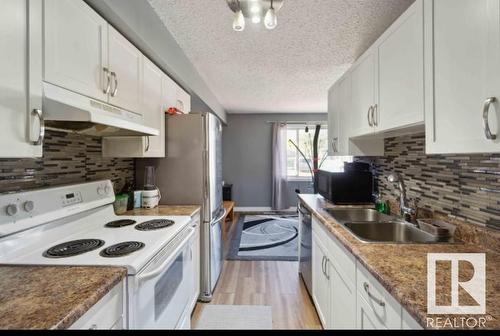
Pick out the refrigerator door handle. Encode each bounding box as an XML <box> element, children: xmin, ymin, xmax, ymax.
<box><xmin>210</xmin><ymin>208</ymin><xmax>227</xmax><ymax>227</ymax></box>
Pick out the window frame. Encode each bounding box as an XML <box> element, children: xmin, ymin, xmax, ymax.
<box><xmin>286</xmin><ymin>124</ymin><xmax>328</xmax><ymax>181</ymax></box>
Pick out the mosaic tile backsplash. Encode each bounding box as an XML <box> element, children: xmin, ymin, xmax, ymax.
<box><xmin>369</xmin><ymin>133</ymin><xmax>500</xmax><ymax>230</ymax></box>
<box><xmin>0</xmin><ymin>130</ymin><xmax>134</xmax><ymax>194</ymax></box>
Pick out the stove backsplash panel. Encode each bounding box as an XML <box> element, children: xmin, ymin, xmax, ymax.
<box><xmin>0</xmin><ymin>130</ymin><xmax>134</xmax><ymax>193</ymax></box>
<box><xmin>363</xmin><ymin>133</ymin><xmax>500</xmax><ymax>230</ymax></box>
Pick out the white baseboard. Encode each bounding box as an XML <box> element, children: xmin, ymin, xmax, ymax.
<box><xmin>234</xmin><ymin>207</ymin><xmax>296</xmax><ymax>212</ymax></box>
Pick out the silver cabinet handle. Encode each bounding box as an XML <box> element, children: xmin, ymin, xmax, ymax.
<box><xmin>325</xmin><ymin>258</ymin><xmax>330</xmax><ymax>280</ymax></box>
<box><xmin>145</xmin><ymin>136</ymin><xmax>150</xmax><ymax>152</ymax></box>
<box><xmin>363</xmin><ymin>282</ymin><xmax>385</xmax><ymax>307</ymax></box>
<box><xmin>372</xmin><ymin>104</ymin><xmax>378</xmax><ymax>127</ymax></box>
<box><xmin>31</xmin><ymin>109</ymin><xmax>45</xmax><ymax>146</ymax></box>
<box><xmin>367</xmin><ymin>106</ymin><xmax>373</xmax><ymax>127</ymax></box>
<box><xmin>321</xmin><ymin>256</ymin><xmax>326</xmax><ymax>276</ymax></box>
<box><xmin>483</xmin><ymin>97</ymin><xmax>497</xmax><ymax>140</ymax></box>
<box><xmin>110</xmin><ymin>71</ymin><xmax>118</xmax><ymax>97</ymax></box>
<box><xmin>103</xmin><ymin>67</ymin><xmax>111</xmax><ymax>94</ymax></box>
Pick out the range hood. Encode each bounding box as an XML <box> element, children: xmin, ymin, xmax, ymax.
<box><xmin>42</xmin><ymin>82</ymin><xmax>159</xmax><ymax>137</ymax></box>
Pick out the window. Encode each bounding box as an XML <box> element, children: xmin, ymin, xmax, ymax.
<box><xmin>286</xmin><ymin>124</ymin><xmax>353</xmax><ymax>180</ymax></box>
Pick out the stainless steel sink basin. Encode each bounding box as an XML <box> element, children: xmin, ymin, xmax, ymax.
<box><xmin>324</xmin><ymin>208</ymin><xmax>392</xmax><ymax>223</ymax></box>
<box><xmin>343</xmin><ymin>221</ymin><xmax>442</xmax><ymax>244</ymax></box>
<box><xmin>323</xmin><ymin>207</ymin><xmax>457</xmax><ymax>244</ymax></box>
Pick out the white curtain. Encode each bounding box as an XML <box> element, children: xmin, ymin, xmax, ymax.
<box><xmin>271</xmin><ymin>122</ymin><xmax>288</xmax><ymax>210</ymax></box>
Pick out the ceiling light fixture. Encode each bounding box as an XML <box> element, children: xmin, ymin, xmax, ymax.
<box><xmin>264</xmin><ymin>0</ymin><xmax>277</xmax><ymax>30</ymax></box>
<box><xmin>227</xmin><ymin>0</ymin><xmax>283</xmax><ymax>31</ymax></box>
<box><xmin>233</xmin><ymin>9</ymin><xmax>245</xmax><ymax>31</ymax></box>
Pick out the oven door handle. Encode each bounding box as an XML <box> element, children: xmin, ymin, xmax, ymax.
<box><xmin>137</xmin><ymin>228</ymin><xmax>195</xmax><ymax>283</ymax></box>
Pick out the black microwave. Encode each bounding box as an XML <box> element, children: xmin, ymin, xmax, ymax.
<box><xmin>316</xmin><ymin>168</ymin><xmax>374</xmax><ymax>205</ymax></box>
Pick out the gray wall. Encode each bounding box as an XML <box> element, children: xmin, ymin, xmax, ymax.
<box><xmin>222</xmin><ymin>113</ymin><xmax>327</xmax><ymax>208</ymax></box>
<box><xmin>85</xmin><ymin>0</ymin><xmax>226</xmax><ymax>121</ymax></box>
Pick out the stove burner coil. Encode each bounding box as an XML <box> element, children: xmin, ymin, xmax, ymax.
<box><xmin>135</xmin><ymin>219</ymin><xmax>175</xmax><ymax>231</ymax></box>
<box><xmin>105</xmin><ymin>219</ymin><xmax>137</xmax><ymax>228</ymax></box>
<box><xmin>43</xmin><ymin>239</ymin><xmax>105</xmax><ymax>258</ymax></box>
<box><xmin>99</xmin><ymin>241</ymin><xmax>145</xmax><ymax>258</ymax></box>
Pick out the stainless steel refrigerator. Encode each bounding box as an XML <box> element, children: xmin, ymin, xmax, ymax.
<box><xmin>136</xmin><ymin>112</ymin><xmax>224</xmax><ymax>302</ymax></box>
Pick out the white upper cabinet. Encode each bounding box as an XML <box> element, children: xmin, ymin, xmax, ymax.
<box><xmin>425</xmin><ymin>0</ymin><xmax>500</xmax><ymax>154</ymax></box>
<box><xmin>0</xmin><ymin>0</ymin><xmax>43</xmax><ymax>158</ymax></box>
<box><xmin>108</xmin><ymin>26</ymin><xmax>143</xmax><ymax>113</ymax></box>
<box><xmin>102</xmin><ymin>58</ymin><xmax>165</xmax><ymax>158</ymax></box>
<box><xmin>376</xmin><ymin>0</ymin><xmax>424</xmax><ymax>132</ymax></box>
<box><xmin>327</xmin><ymin>83</ymin><xmax>340</xmax><ymax>156</ymax></box>
<box><xmin>44</xmin><ymin>0</ymin><xmax>108</xmax><ymax>102</ymax></box>
<box><xmin>350</xmin><ymin>53</ymin><xmax>377</xmax><ymax>137</ymax></box>
<box><xmin>141</xmin><ymin>58</ymin><xmax>165</xmax><ymax>157</ymax></box>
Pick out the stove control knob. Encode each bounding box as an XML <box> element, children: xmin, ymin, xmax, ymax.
<box><xmin>97</xmin><ymin>187</ymin><xmax>105</xmax><ymax>196</ymax></box>
<box><xmin>6</xmin><ymin>204</ymin><xmax>18</xmax><ymax>216</ymax></box>
<box><xmin>104</xmin><ymin>185</ymin><xmax>112</xmax><ymax>195</ymax></box>
<box><xmin>23</xmin><ymin>201</ymin><xmax>35</xmax><ymax>212</ymax></box>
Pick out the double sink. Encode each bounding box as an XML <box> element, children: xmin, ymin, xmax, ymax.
<box><xmin>324</xmin><ymin>208</ymin><xmax>456</xmax><ymax>244</ymax></box>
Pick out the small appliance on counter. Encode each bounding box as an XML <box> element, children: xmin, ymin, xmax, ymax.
<box><xmin>316</xmin><ymin>162</ymin><xmax>374</xmax><ymax>204</ymax></box>
<box><xmin>141</xmin><ymin>166</ymin><xmax>161</xmax><ymax>209</ymax></box>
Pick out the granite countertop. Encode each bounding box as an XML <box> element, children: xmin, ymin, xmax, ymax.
<box><xmin>122</xmin><ymin>205</ymin><xmax>200</xmax><ymax>218</ymax></box>
<box><xmin>0</xmin><ymin>266</ymin><xmax>127</xmax><ymax>330</ymax></box>
<box><xmin>298</xmin><ymin>194</ymin><xmax>499</xmax><ymax>330</ymax></box>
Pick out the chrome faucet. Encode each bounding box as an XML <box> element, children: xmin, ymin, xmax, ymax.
<box><xmin>387</xmin><ymin>173</ymin><xmax>415</xmax><ymax>222</ymax></box>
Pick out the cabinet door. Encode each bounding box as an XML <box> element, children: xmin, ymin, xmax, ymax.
<box><xmin>357</xmin><ymin>293</ymin><xmax>385</xmax><ymax>330</ymax></box>
<box><xmin>425</xmin><ymin>0</ymin><xmax>500</xmax><ymax>153</ymax></box>
<box><xmin>377</xmin><ymin>0</ymin><xmax>424</xmax><ymax>132</ymax></box>
<box><xmin>176</xmin><ymin>86</ymin><xmax>191</xmax><ymax>113</ymax></box>
<box><xmin>108</xmin><ymin>26</ymin><xmax>142</xmax><ymax>113</ymax></box>
<box><xmin>0</xmin><ymin>0</ymin><xmax>43</xmax><ymax>158</ymax></box>
<box><xmin>44</xmin><ymin>0</ymin><xmax>108</xmax><ymax>102</ymax></box>
<box><xmin>329</xmin><ymin>264</ymin><xmax>356</xmax><ymax>329</ymax></box>
<box><xmin>142</xmin><ymin>58</ymin><xmax>165</xmax><ymax>157</ymax></box>
<box><xmin>327</xmin><ymin>84</ymin><xmax>340</xmax><ymax>156</ymax></box>
<box><xmin>350</xmin><ymin>53</ymin><xmax>376</xmax><ymax>137</ymax></box>
<box><xmin>162</xmin><ymin>75</ymin><xmax>178</xmax><ymax>111</ymax></box>
<box><xmin>312</xmin><ymin>232</ymin><xmax>330</xmax><ymax>328</ymax></box>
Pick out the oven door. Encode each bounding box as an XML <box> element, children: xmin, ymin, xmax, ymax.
<box><xmin>129</xmin><ymin>227</ymin><xmax>195</xmax><ymax>329</ymax></box>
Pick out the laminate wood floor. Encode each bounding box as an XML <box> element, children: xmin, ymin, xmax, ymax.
<box><xmin>191</xmin><ymin>214</ymin><xmax>322</xmax><ymax>330</ymax></box>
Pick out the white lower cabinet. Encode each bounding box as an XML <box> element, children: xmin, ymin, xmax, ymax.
<box><xmin>312</xmin><ymin>217</ymin><xmax>356</xmax><ymax>329</ymax></box>
<box><xmin>311</xmin><ymin>215</ymin><xmax>422</xmax><ymax>330</ymax></box>
<box><xmin>70</xmin><ymin>279</ymin><xmax>126</xmax><ymax>330</ymax></box>
<box><xmin>356</xmin><ymin>263</ymin><xmax>402</xmax><ymax>329</ymax></box>
<box><xmin>312</xmin><ymin>230</ymin><xmax>331</xmax><ymax>326</ymax></box>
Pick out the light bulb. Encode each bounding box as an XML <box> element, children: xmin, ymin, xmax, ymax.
<box><xmin>252</xmin><ymin>15</ymin><xmax>261</xmax><ymax>24</ymax></box>
<box><xmin>233</xmin><ymin>10</ymin><xmax>245</xmax><ymax>31</ymax></box>
<box><xmin>264</xmin><ymin>7</ymin><xmax>277</xmax><ymax>29</ymax></box>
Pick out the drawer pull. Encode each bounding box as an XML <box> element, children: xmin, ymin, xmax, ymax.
<box><xmin>363</xmin><ymin>282</ymin><xmax>385</xmax><ymax>307</ymax></box>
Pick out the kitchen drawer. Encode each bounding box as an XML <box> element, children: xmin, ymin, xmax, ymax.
<box><xmin>312</xmin><ymin>216</ymin><xmax>355</xmax><ymax>285</ymax></box>
<box><xmin>356</xmin><ymin>262</ymin><xmax>401</xmax><ymax>329</ymax></box>
<box><xmin>70</xmin><ymin>279</ymin><xmax>125</xmax><ymax>330</ymax></box>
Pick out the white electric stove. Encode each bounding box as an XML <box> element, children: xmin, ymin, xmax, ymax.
<box><xmin>0</xmin><ymin>180</ymin><xmax>197</xmax><ymax>329</ymax></box>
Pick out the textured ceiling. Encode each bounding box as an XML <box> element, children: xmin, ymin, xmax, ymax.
<box><xmin>148</xmin><ymin>0</ymin><xmax>414</xmax><ymax>114</ymax></box>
